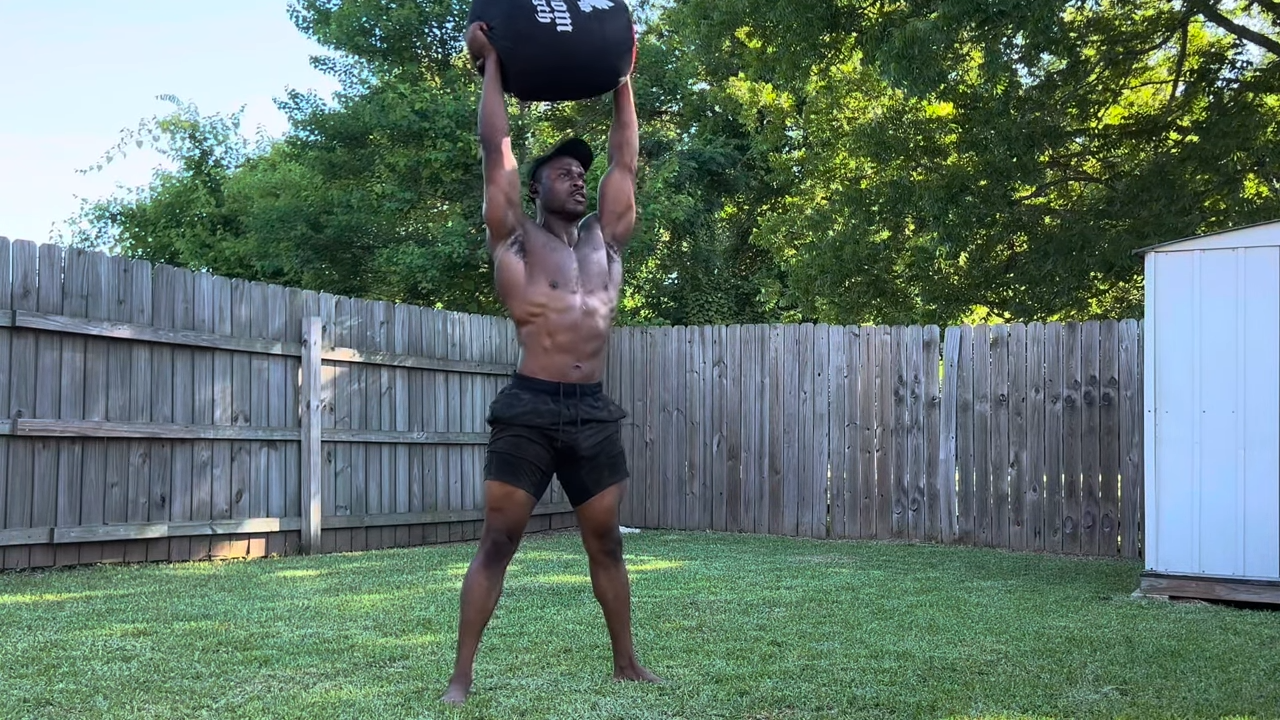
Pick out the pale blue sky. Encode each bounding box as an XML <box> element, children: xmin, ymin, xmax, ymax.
<box><xmin>0</xmin><ymin>1</ymin><xmax>342</xmax><ymax>244</ymax></box>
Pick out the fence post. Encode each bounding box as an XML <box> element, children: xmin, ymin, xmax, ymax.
<box><xmin>300</xmin><ymin>316</ymin><xmax>323</xmax><ymax>554</ymax></box>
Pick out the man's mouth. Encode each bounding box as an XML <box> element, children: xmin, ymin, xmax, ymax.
<box><xmin>572</xmin><ymin>191</ymin><xmax>586</xmax><ymax>202</ymax></box>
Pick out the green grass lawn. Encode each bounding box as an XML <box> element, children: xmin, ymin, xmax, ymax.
<box><xmin>2</xmin><ymin>530</ymin><xmax>1277</xmax><ymax>720</ymax></box>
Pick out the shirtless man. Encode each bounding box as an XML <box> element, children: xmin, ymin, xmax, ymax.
<box><xmin>441</xmin><ymin>23</ymin><xmax>660</xmax><ymax>705</ymax></box>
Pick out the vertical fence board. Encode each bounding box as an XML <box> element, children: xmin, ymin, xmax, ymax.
<box><xmin>1062</xmin><ymin>322</ymin><xmax>1083</xmax><ymax>554</ymax></box>
<box><xmin>907</xmin><ymin>325</ymin><xmax>925</xmax><ymax>542</ymax></box>
<box><xmin>828</xmin><ymin>326</ymin><xmax>847</xmax><ymax>538</ymax></box>
<box><xmin>702</xmin><ymin>326</ymin><xmax>716</xmax><ymax>531</ymax></box>
<box><xmin>796</xmin><ymin>324</ymin><xmax>814</xmax><ymax>538</ymax></box>
<box><xmin>394</xmin><ymin>307</ymin><xmax>411</xmax><ymax>546</ymax></box>
<box><xmin>56</xmin><ymin>248</ymin><xmax>89</xmax><ymax>566</ymax></box>
<box><xmin>633</xmin><ymin>328</ymin><xmax>651</xmax><ymax>529</ymax></box>
<box><xmin>365</xmin><ymin>301</ymin><xmax>385</xmax><ymax>546</ymax></box>
<box><xmin>448</xmin><ymin>313</ymin><xmax>466</xmax><ymax>542</ymax></box>
<box><xmin>989</xmin><ymin>324</ymin><xmax>1009</xmax><ymax>549</ymax></box>
<box><xmin>972</xmin><ymin>324</ymin><xmax>991</xmax><ymax>547</ymax></box>
<box><xmin>767</xmin><ymin>325</ymin><xmax>785</xmax><ymax>535</ymax></box>
<box><xmin>425</xmin><ymin>310</ymin><xmax>444</xmax><ymax>546</ymax></box>
<box><xmin>1027</xmin><ymin>323</ymin><xmax>1046</xmax><ymax>552</ymax></box>
<box><xmin>755</xmin><ymin>325</ymin><xmax>771</xmax><ymax>534</ymax></box>
<box><xmin>1099</xmin><ymin>320</ymin><xmax>1121</xmax><ymax>556</ymax></box>
<box><xmin>248</xmin><ymin>283</ymin><xmax>271</xmax><ymax>527</ymax></box>
<box><xmin>6</xmin><ymin>240</ymin><xmax>36</xmax><ymax>569</ymax></box>
<box><xmin>616</xmin><ymin>329</ymin><xmax>636</xmax><ymax>526</ymax></box>
<box><xmin>190</xmin><ymin>272</ymin><xmax>215</xmax><ymax>561</ymax></box>
<box><xmin>725</xmin><ymin>325</ymin><xmax>742</xmax><ymax>532</ymax></box>
<box><xmin>644</xmin><ymin>328</ymin><xmax>660</xmax><ymax>528</ymax></box>
<box><xmin>1008</xmin><ymin>323</ymin><xmax>1028</xmax><ymax>551</ymax></box>
<box><xmin>1081</xmin><ymin>321</ymin><xmax>1102</xmax><ymax>556</ymax></box>
<box><xmin>783</xmin><ymin>324</ymin><xmax>801</xmax><ymax>536</ymax></box>
<box><xmin>955</xmin><ymin>325</ymin><xmax>975</xmax><ymax>545</ymax></box>
<box><xmin>814</xmin><ymin>325</ymin><xmax>831</xmax><ymax>538</ymax></box>
<box><xmin>875</xmin><ymin>326</ymin><xmax>893</xmax><ymax>539</ymax></box>
<box><xmin>208</xmin><ymin>276</ymin><xmax>233</xmax><ymax>559</ymax></box>
<box><xmin>844</xmin><ymin>327</ymin><xmax>862</xmax><ymax>539</ymax></box>
<box><xmin>1119</xmin><ymin>319</ymin><xmax>1142</xmax><ymax>559</ymax></box>
<box><xmin>859</xmin><ymin>327</ymin><xmax>877</xmax><ymax>539</ymax></box>
<box><xmin>1044</xmin><ymin>322</ymin><xmax>1065</xmax><ymax>552</ymax></box>
<box><xmin>676</xmin><ymin>326</ymin><xmax>691</xmax><ymax>531</ymax></box>
<box><xmin>890</xmin><ymin>326</ymin><xmax>908</xmax><ymax>539</ymax></box>
<box><xmin>938</xmin><ymin>327</ymin><xmax>961</xmax><ymax>543</ymax></box>
<box><xmin>716</xmin><ymin>322</ymin><xmax>737</xmax><ymax>530</ymax></box>
<box><xmin>923</xmin><ymin>325</ymin><xmax>941</xmax><ymax>543</ymax></box>
<box><xmin>30</xmin><ymin>243</ymin><xmax>64</xmax><ymax>567</ymax></box>
<box><xmin>337</xmin><ymin>297</ymin><xmax>358</xmax><ymax>548</ymax></box>
<box><xmin>76</xmin><ymin>248</ymin><xmax>108</xmax><ymax>564</ymax></box>
<box><xmin>407</xmin><ymin>306</ymin><xmax>425</xmax><ymax>545</ymax></box>
<box><xmin>229</xmin><ymin>279</ymin><xmax>252</xmax><ymax>526</ymax></box>
<box><xmin>266</xmin><ymin>285</ymin><xmax>288</xmax><ymax>552</ymax></box>
<box><xmin>170</xmin><ymin>269</ymin><xmax>197</xmax><ymax>562</ymax></box>
<box><xmin>145</xmin><ymin>266</ymin><xmax>173</xmax><ymax>563</ymax></box>
<box><xmin>285</xmin><ymin>289</ymin><xmax>309</xmax><ymax>557</ymax></box>
<box><xmin>301</xmin><ymin>317</ymin><xmax>323</xmax><ymax>554</ymax></box>
<box><xmin>736</xmin><ymin>326</ymin><xmax>752</xmax><ymax>533</ymax></box>
<box><xmin>124</xmin><ymin>259</ymin><xmax>154</xmax><ymax>564</ymax></box>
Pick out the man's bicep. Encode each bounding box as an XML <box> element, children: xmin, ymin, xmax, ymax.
<box><xmin>597</xmin><ymin>164</ymin><xmax>637</xmax><ymax>248</ymax></box>
<box><xmin>482</xmin><ymin>139</ymin><xmax>525</xmax><ymax>243</ymax></box>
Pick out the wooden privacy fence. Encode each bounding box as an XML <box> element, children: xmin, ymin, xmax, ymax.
<box><xmin>603</xmin><ymin>320</ymin><xmax>1144</xmax><ymax>558</ymax></box>
<box><xmin>0</xmin><ymin>236</ymin><xmax>1145</xmax><ymax>570</ymax></box>
<box><xmin>0</xmin><ymin>238</ymin><xmax>576</xmax><ymax>570</ymax></box>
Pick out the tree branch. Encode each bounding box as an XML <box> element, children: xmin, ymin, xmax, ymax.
<box><xmin>1192</xmin><ymin>0</ymin><xmax>1280</xmax><ymax>56</ymax></box>
<box><xmin>1015</xmin><ymin>174</ymin><xmax>1107</xmax><ymax>204</ymax></box>
<box><xmin>1170</xmin><ymin>21</ymin><xmax>1190</xmax><ymax>104</ymax></box>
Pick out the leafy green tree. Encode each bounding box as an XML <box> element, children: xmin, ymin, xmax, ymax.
<box><xmin>667</xmin><ymin>0</ymin><xmax>1280</xmax><ymax>323</ymax></box>
<box><xmin>67</xmin><ymin>0</ymin><xmax>784</xmax><ymax>325</ymax></box>
<box><xmin>65</xmin><ymin>0</ymin><xmax>1280</xmax><ymax>327</ymax></box>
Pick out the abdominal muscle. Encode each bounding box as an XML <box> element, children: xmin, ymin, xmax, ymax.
<box><xmin>509</xmin><ymin>283</ymin><xmax>617</xmax><ymax>384</ymax></box>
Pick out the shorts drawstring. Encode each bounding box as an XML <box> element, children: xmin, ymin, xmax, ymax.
<box><xmin>555</xmin><ymin>383</ymin><xmax>583</xmax><ymax>444</ymax></box>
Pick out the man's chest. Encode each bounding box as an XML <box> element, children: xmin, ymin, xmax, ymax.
<box><xmin>526</xmin><ymin>236</ymin><xmax>620</xmax><ymax>295</ymax></box>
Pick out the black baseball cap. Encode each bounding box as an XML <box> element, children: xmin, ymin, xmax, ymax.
<box><xmin>527</xmin><ymin>137</ymin><xmax>594</xmax><ymax>184</ymax></box>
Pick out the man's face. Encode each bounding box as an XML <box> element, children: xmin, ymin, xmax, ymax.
<box><xmin>533</xmin><ymin>156</ymin><xmax>588</xmax><ymax>217</ymax></box>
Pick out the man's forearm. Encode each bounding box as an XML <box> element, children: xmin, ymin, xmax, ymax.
<box><xmin>607</xmin><ymin>78</ymin><xmax>638</xmax><ymax>171</ymax></box>
<box><xmin>478</xmin><ymin>53</ymin><xmax>510</xmax><ymax>153</ymax></box>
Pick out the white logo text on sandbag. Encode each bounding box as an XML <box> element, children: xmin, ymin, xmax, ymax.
<box><xmin>530</xmin><ymin>0</ymin><xmax>574</xmax><ymax>31</ymax></box>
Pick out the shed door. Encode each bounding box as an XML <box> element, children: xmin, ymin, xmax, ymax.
<box><xmin>1148</xmin><ymin>246</ymin><xmax>1280</xmax><ymax>579</ymax></box>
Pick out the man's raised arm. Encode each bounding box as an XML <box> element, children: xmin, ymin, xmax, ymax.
<box><xmin>596</xmin><ymin>75</ymin><xmax>639</xmax><ymax>251</ymax></box>
<box><xmin>467</xmin><ymin>23</ymin><xmax>524</xmax><ymax>255</ymax></box>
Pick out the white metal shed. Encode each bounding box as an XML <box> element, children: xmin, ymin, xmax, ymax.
<box><xmin>1137</xmin><ymin>220</ymin><xmax>1280</xmax><ymax>604</ymax></box>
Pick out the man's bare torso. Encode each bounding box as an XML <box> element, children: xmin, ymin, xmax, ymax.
<box><xmin>493</xmin><ymin>214</ymin><xmax>623</xmax><ymax>384</ymax></box>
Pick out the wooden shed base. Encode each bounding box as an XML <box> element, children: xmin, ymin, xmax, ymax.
<box><xmin>1137</xmin><ymin>571</ymin><xmax>1280</xmax><ymax>606</ymax></box>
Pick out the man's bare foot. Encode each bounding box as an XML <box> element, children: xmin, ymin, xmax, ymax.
<box><xmin>440</xmin><ymin>675</ymin><xmax>472</xmax><ymax>705</ymax></box>
<box><xmin>613</xmin><ymin>662</ymin><xmax>663</xmax><ymax>684</ymax></box>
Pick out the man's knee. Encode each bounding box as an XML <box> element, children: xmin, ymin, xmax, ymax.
<box><xmin>584</xmin><ymin>525</ymin><xmax>624</xmax><ymax>565</ymax></box>
<box><xmin>477</xmin><ymin>524</ymin><xmax>523</xmax><ymax>570</ymax></box>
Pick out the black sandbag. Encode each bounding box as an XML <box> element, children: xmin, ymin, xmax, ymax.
<box><xmin>468</xmin><ymin>0</ymin><xmax>635</xmax><ymax>102</ymax></box>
